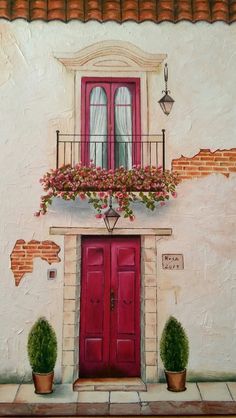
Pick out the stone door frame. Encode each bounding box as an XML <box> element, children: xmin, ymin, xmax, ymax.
<box><xmin>50</xmin><ymin>227</ymin><xmax>172</xmax><ymax>384</ymax></box>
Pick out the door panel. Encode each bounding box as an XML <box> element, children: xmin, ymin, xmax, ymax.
<box><xmin>80</xmin><ymin>236</ymin><xmax>140</xmax><ymax>378</ymax></box>
<box><xmin>79</xmin><ymin>240</ymin><xmax>110</xmax><ymax>377</ymax></box>
<box><xmin>117</xmin><ymin>271</ymin><xmax>135</xmax><ymax>334</ymax></box>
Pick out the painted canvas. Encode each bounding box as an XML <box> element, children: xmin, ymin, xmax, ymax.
<box><xmin>0</xmin><ymin>0</ymin><xmax>236</xmax><ymax>415</ymax></box>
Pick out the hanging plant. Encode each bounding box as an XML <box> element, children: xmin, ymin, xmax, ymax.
<box><xmin>35</xmin><ymin>164</ymin><xmax>179</xmax><ymax>221</ymax></box>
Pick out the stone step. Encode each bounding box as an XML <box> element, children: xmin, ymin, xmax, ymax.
<box><xmin>73</xmin><ymin>377</ymin><xmax>147</xmax><ymax>392</ymax></box>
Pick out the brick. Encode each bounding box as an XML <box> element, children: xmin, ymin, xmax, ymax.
<box><xmin>215</xmin><ymin>157</ymin><xmax>230</xmax><ymax>161</ymax></box>
<box><xmin>10</xmin><ymin>239</ymin><xmax>61</xmax><ymax>286</ymax></box>
<box><xmin>198</xmin><ymin>166</ymin><xmax>215</xmax><ymax>171</ymax></box>
<box><xmin>16</xmin><ymin>239</ymin><xmax>25</xmax><ymax>244</ymax></box>
<box><xmin>213</xmin><ymin>167</ymin><xmax>228</xmax><ymax>171</ymax></box>
<box><xmin>191</xmin><ymin>160</ymin><xmax>206</xmax><ymax>165</ymax></box>
<box><xmin>199</xmin><ymin>156</ymin><xmax>215</xmax><ymax>161</ymax></box>
<box><xmin>172</xmin><ymin>148</ymin><xmax>236</xmax><ymax>182</ymax></box>
<box><xmin>223</xmin><ymin>152</ymin><xmax>236</xmax><ymax>156</ymax></box>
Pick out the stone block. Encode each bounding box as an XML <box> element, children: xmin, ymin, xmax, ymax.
<box><xmin>144</xmin><ymin>274</ymin><xmax>157</xmax><ymax>287</ymax></box>
<box><xmin>63</xmin><ymin>324</ymin><xmax>75</xmax><ymax>338</ymax></box>
<box><xmin>145</xmin><ymin>287</ymin><xmax>157</xmax><ymax>300</ymax></box>
<box><xmin>64</xmin><ymin>236</ymin><xmax>77</xmax><ymax>252</ymax></box>
<box><xmin>64</xmin><ymin>259</ymin><xmax>77</xmax><ymax>274</ymax></box>
<box><xmin>146</xmin><ymin>366</ymin><xmax>158</xmax><ymax>383</ymax></box>
<box><xmin>144</xmin><ymin>262</ymin><xmax>156</xmax><ymax>275</ymax></box>
<box><xmin>145</xmin><ymin>338</ymin><xmax>157</xmax><ymax>352</ymax></box>
<box><xmin>64</xmin><ymin>285</ymin><xmax>78</xmax><ymax>300</ymax></box>
<box><xmin>63</xmin><ymin>299</ymin><xmax>76</xmax><ymax>312</ymax></box>
<box><xmin>62</xmin><ymin>366</ymin><xmax>74</xmax><ymax>383</ymax></box>
<box><xmin>64</xmin><ymin>311</ymin><xmax>77</xmax><ymax>325</ymax></box>
<box><xmin>143</xmin><ymin>248</ymin><xmax>156</xmax><ymax>262</ymax></box>
<box><xmin>145</xmin><ymin>351</ymin><xmax>157</xmax><ymax>366</ymax></box>
<box><xmin>63</xmin><ymin>337</ymin><xmax>76</xmax><ymax>351</ymax></box>
<box><xmin>145</xmin><ymin>299</ymin><xmax>157</xmax><ymax>312</ymax></box>
<box><xmin>62</xmin><ymin>350</ymin><xmax>75</xmax><ymax>366</ymax></box>
<box><xmin>145</xmin><ymin>324</ymin><xmax>157</xmax><ymax>338</ymax></box>
<box><xmin>142</xmin><ymin>236</ymin><xmax>156</xmax><ymax>249</ymax></box>
<box><xmin>64</xmin><ymin>273</ymin><xmax>78</xmax><ymax>286</ymax></box>
<box><xmin>145</xmin><ymin>312</ymin><xmax>157</xmax><ymax>325</ymax></box>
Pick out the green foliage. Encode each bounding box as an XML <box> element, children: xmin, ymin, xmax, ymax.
<box><xmin>160</xmin><ymin>316</ymin><xmax>189</xmax><ymax>372</ymax></box>
<box><xmin>27</xmin><ymin>317</ymin><xmax>57</xmax><ymax>373</ymax></box>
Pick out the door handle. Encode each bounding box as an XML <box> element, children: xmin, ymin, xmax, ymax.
<box><xmin>110</xmin><ymin>289</ymin><xmax>117</xmax><ymax>311</ymax></box>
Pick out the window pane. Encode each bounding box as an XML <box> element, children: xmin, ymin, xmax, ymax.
<box><xmin>90</xmin><ymin>86</ymin><xmax>107</xmax><ymax>105</ymax></box>
<box><xmin>115</xmin><ymin>86</ymin><xmax>131</xmax><ymax>105</ymax></box>
<box><xmin>115</xmin><ymin>87</ymin><xmax>132</xmax><ymax>169</ymax></box>
<box><xmin>90</xmin><ymin>87</ymin><xmax>107</xmax><ymax>168</ymax></box>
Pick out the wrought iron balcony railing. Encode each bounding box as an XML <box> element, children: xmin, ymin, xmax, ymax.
<box><xmin>56</xmin><ymin>130</ymin><xmax>166</xmax><ymax>170</ymax></box>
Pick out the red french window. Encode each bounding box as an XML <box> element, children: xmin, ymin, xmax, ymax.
<box><xmin>81</xmin><ymin>77</ymin><xmax>141</xmax><ymax>169</ymax></box>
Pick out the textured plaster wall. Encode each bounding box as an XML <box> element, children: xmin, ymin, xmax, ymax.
<box><xmin>0</xmin><ymin>20</ymin><xmax>236</xmax><ymax>381</ymax></box>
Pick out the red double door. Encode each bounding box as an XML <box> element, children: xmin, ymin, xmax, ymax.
<box><xmin>79</xmin><ymin>236</ymin><xmax>140</xmax><ymax>378</ymax></box>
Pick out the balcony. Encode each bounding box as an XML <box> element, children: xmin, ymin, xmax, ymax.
<box><xmin>56</xmin><ymin>130</ymin><xmax>166</xmax><ymax>170</ymax></box>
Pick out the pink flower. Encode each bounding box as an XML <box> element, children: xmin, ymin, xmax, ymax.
<box><xmin>79</xmin><ymin>192</ymin><xmax>86</xmax><ymax>200</ymax></box>
<box><xmin>95</xmin><ymin>213</ymin><xmax>102</xmax><ymax>219</ymax></box>
<box><xmin>172</xmin><ymin>191</ymin><xmax>177</xmax><ymax>198</ymax></box>
<box><xmin>160</xmin><ymin>201</ymin><xmax>166</xmax><ymax>207</ymax></box>
<box><xmin>129</xmin><ymin>215</ymin><xmax>135</xmax><ymax>221</ymax></box>
<box><xmin>34</xmin><ymin>211</ymin><xmax>40</xmax><ymax>217</ymax></box>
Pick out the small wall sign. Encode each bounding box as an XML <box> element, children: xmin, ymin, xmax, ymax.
<box><xmin>162</xmin><ymin>254</ymin><xmax>184</xmax><ymax>270</ymax></box>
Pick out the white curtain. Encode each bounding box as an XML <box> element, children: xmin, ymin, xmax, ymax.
<box><xmin>90</xmin><ymin>87</ymin><xmax>107</xmax><ymax>168</ymax></box>
<box><xmin>115</xmin><ymin>87</ymin><xmax>132</xmax><ymax>169</ymax></box>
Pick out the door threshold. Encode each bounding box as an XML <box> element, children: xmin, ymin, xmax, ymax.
<box><xmin>73</xmin><ymin>377</ymin><xmax>146</xmax><ymax>392</ymax></box>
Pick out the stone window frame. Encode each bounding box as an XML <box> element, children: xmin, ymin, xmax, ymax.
<box><xmin>54</xmin><ymin>40</ymin><xmax>167</xmax><ymax>142</ymax></box>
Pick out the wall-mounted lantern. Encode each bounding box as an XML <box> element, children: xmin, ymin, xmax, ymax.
<box><xmin>104</xmin><ymin>196</ymin><xmax>120</xmax><ymax>232</ymax></box>
<box><xmin>159</xmin><ymin>63</ymin><xmax>175</xmax><ymax>116</ymax></box>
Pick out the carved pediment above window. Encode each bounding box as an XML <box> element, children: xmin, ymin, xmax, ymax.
<box><xmin>54</xmin><ymin>41</ymin><xmax>166</xmax><ymax>72</ymax></box>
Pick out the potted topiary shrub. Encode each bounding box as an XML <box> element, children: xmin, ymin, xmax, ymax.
<box><xmin>27</xmin><ymin>317</ymin><xmax>57</xmax><ymax>394</ymax></box>
<box><xmin>160</xmin><ymin>316</ymin><xmax>189</xmax><ymax>392</ymax></box>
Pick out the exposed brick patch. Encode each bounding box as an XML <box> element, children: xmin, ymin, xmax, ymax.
<box><xmin>10</xmin><ymin>240</ymin><xmax>61</xmax><ymax>286</ymax></box>
<box><xmin>172</xmin><ymin>148</ymin><xmax>236</xmax><ymax>181</ymax></box>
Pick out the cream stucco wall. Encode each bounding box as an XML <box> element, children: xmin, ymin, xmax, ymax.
<box><xmin>0</xmin><ymin>20</ymin><xmax>236</xmax><ymax>382</ymax></box>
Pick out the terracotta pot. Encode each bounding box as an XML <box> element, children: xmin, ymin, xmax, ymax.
<box><xmin>164</xmin><ymin>369</ymin><xmax>187</xmax><ymax>392</ymax></box>
<box><xmin>32</xmin><ymin>371</ymin><xmax>54</xmax><ymax>394</ymax></box>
